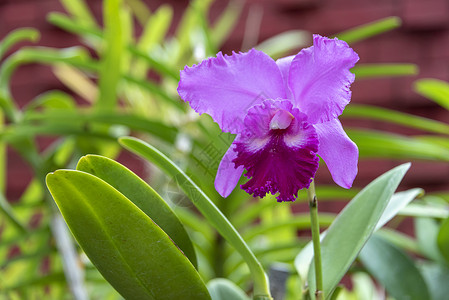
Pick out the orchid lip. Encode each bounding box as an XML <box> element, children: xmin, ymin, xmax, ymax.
<box><xmin>269</xmin><ymin>110</ymin><xmax>294</xmax><ymax>130</ymax></box>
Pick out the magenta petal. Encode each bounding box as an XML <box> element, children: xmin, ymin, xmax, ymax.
<box><xmin>314</xmin><ymin>119</ymin><xmax>358</xmax><ymax>188</ymax></box>
<box><xmin>288</xmin><ymin>35</ymin><xmax>359</xmax><ymax>124</ymax></box>
<box><xmin>214</xmin><ymin>144</ymin><xmax>244</xmax><ymax>197</ymax></box>
<box><xmin>233</xmin><ymin>100</ymin><xmax>319</xmax><ymax>202</ymax></box>
<box><xmin>276</xmin><ymin>55</ymin><xmax>294</xmax><ymax>99</ymax></box>
<box><xmin>178</xmin><ymin>49</ymin><xmax>286</xmax><ymax>134</ymax></box>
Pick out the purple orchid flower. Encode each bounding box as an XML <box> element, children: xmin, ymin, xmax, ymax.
<box><xmin>178</xmin><ymin>35</ymin><xmax>359</xmax><ymax>202</ymax></box>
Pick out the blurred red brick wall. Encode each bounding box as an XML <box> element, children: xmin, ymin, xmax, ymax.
<box><xmin>1</xmin><ymin>0</ymin><xmax>449</xmax><ymax>200</ymax></box>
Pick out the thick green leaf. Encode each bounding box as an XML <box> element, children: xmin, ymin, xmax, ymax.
<box><xmin>76</xmin><ymin>154</ymin><xmax>197</xmax><ymax>268</ymax></box>
<box><xmin>207</xmin><ymin>278</ymin><xmax>249</xmax><ymax>300</ymax></box>
<box><xmin>46</xmin><ymin>170</ymin><xmax>210</xmax><ymax>300</ymax></box>
<box><xmin>359</xmin><ymin>235</ymin><xmax>430</xmax><ymax>300</ymax></box>
<box><xmin>336</xmin><ymin>17</ymin><xmax>401</xmax><ymax>44</ymax></box>
<box><xmin>307</xmin><ymin>163</ymin><xmax>411</xmax><ymax>299</ymax></box>
<box><xmin>414</xmin><ymin>78</ymin><xmax>449</xmax><ymax>111</ymax></box>
<box><xmin>437</xmin><ymin>217</ymin><xmax>449</xmax><ymax>263</ymax></box>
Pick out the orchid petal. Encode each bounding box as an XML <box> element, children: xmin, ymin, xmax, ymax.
<box><xmin>288</xmin><ymin>35</ymin><xmax>359</xmax><ymax>124</ymax></box>
<box><xmin>276</xmin><ymin>55</ymin><xmax>294</xmax><ymax>99</ymax></box>
<box><xmin>314</xmin><ymin>119</ymin><xmax>358</xmax><ymax>188</ymax></box>
<box><xmin>233</xmin><ymin>100</ymin><xmax>319</xmax><ymax>202</ymax></box>
<box><xmin>214</xmin><ymin>144</ymin><xmax>244</xmax><ymax>198</ymax></box>
<box><xmin>178</xmin><ymin>49</ymin><xmax>286</xmax><ymax>134</ymax></box>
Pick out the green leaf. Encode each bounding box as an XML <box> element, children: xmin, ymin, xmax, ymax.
<box><xmin>348</xmin><ymin>129</ymin><xmax>449</xmax><ymax>161</ymax></box>
<box><xmin>0</xmin><ymin>28</ymin><xmax>40</xmax><ymax>59</ymax></box>
<box><xmin>437</xmin><ymin>217</ymin><xmax>449</xmax><ymax>264</ymax></box>
<box><xmin>125</xmin><ymin>0</ymin><xmax>151</xmax><ymax>26</ymax></box>
<box><xmin>419</xmin><ymin>263</ymin><xmax>449</xmax><ymax>300</ymax></box>
<box><xmin>60</xmin><ymin>0</ymin><xmax>98</xmax><ymax>29</ymax></box>
<box><xmin>207</xmin><ymin>278</ymin><xmax>249</xmax><ymax>300</ymax></box>
<box><xmin>96</xmin><ymin>0</ymin><xmax>125</xmax><ymax>109</ymax></box>
<box><xmin>399</xmin><ymin>203</ymin><xmax>449</xmax><ymax>219</ymax></box>
<box><xmin>24</xmin><ymin>90</ymin><xmax>76</xmax><ymax>112</ymax></box>
<box><xmin>0</xmin><ymin>193</ymin><xmax>27</xmax><ymax>234</ymax></box>
<box><xmin>414</xmin><ymin>78</ymin><xmax>449</xmax><ymax>111</ymax></box>
<box><xmin>255</xmin><ymin>30</ymin><xmax>309</xmax><ymax>59</ymax></box>
<box><xmin>307</xmin><ymin>163</ymin><xmax>411</xmax><ymax>299</ymax></box>
<box><xmin>47</xmin><ymin>12</ymin><xmax>102</xmax><ymax>45</ymax></box>
<box><xmin>343</xmin><ymin>104</ymin><xmax>449</xmax><ymax>135</ymax></box>
<box><xmin>0</xmin><ymin>46</ymin><xmax>94</xmax><ymax>122</ymax></box>
<box><xmin>351</xmin><ymin>273</ymin><xmax>380</xmax><ymax>300</ymax></box>
<box><xmin>415</xmin><ymin>217</ymin><xmax>445</xmax><ymax>262</ymax></box>
<box><xmin>76</xmin><ymin>154</ymin><xmax>197</xmax><ymax>268</ymax></box>
<box><xmin>137</xmin><ymin>5</ymin><xmax>173</xmax><ymax>52</ymax></box>
<box><xmin>352</xmin><ymin>63</ymin><xmax>418</xmax><ymax>79</ymax></box>
<box><xmin>123</xmin><ymin>75</ymin><xmax>185</xmax><ymax>111</ymax></box>
<box><xmin>20</xmin><ymin>110</ymin><xmax>178</xmax><ymax>143</ymax></box>
<box><xmin>376</xmin><ymin>188</ymin><xmax>424</xmax><ymax>229</ymax></box>
<box><xmin>119</xmin><ymin>136</ymin><xmax>271</xmax><ymax>297</ymax></box>
<box><xmin>211</xmin><ymin>0</ymin><xmax>244</xmax><ymax>48</ymax></box>
<box><xmin>359</xmin><ymin>234</ymin><xmax>430</xmax><ymax>300</ymax></box>
<box><xmin>46</xmin><ymin>170</ymin><xmax>210</xmax><ymax>300</ymax></box>
<box><xmin>294</xmin><ymin>188</ymin><xmax>420</xmax><ymax>283</ymax></box>
<box><xmin>335</xmin><ymin>17</ymin><xmax>401</xmax><ymax>44</ymax></box>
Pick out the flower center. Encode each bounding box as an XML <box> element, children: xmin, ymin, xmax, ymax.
<box><xmin>232</xmin><ymin>100</ymin><xmax>319</xmax><ymax>202</ymax></box>
<box><xmin>269</xmin><ymin>110</ymin><xmax>294</xmax><ymax>130</ymax></box>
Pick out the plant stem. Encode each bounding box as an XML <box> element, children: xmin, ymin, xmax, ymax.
<box><xmin>307</xmin><ymin>180</ymin><xmax>324</xmax><ymax>300</ymax></box>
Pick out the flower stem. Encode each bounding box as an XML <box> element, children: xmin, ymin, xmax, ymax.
<box><xmin>307</xmin><ymin>180</ymin><xmax>324</xmax><ymax>300</ymax></box>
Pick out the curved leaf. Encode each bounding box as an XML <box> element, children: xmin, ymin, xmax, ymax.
<box><xmin>414</xmin><ymin>78</ymin><xmax>449</xmax><ymax>111</ymax></box>
<box><xmin>336</xmin><ymin>17</ymin><xmax>401</xmax><ymax>44</ymax></box>
<box><xmin>46</xmin><ymin>170</ymin><xmax>210</xmax><ymax>300</ymax></box>
<box><xmin>76</xmin><ymin>154</ymin><xmax>197</xmax><ymax>268</ymax></box>
<box><xmin>307</xmin><ymin>163</ymin><xmax>411</xmax><ymax>299</ymax></box>
<box><xmin>360</xmin><ymin>234</ymin><xmax>430</xmax><ymax>300</ymax></box>
<box><xmin>207</xmin><ymin>278</ymin><xmax>249</xmax><ymax>300</ymax></box>
<box><xmin>437</xmin><ymin>217</ymin><xmax>449</xmax><ymax>264</ymax></box>
<box><xmin>0</xmin><ymin>28</ymin><xmax>40</xmax><ymax>59</ymax></box>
